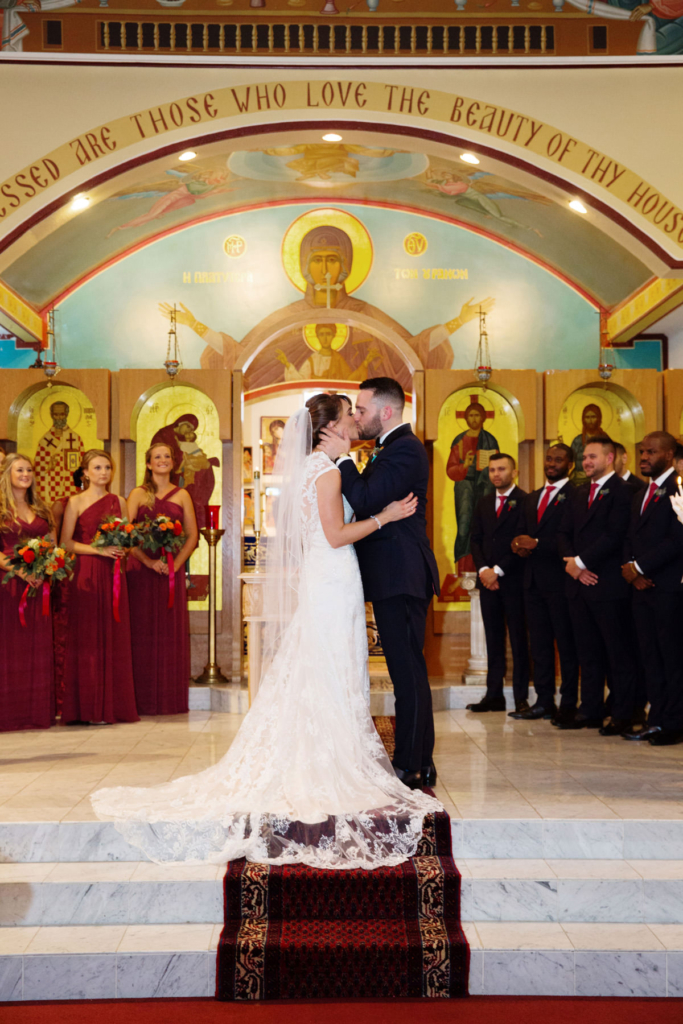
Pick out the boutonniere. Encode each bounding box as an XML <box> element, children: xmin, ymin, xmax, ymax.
<box><xmin>554</xmin><ymin>493</ymin><xmax>566</xmax><ymax>505</ymax></box>
<box><xmin>598</xmin><ymin>488</ymin><xmax>610</xmax><ymax>500</ymax></box>
<box><xmin>507</xmin><ymin>500</ymin><xmax>517</xmax><ymax>509</ymax></box>
<box><xmin>370</xmin><ymin>446</ymin><xmax>384</xmax><ymax>462</ymax></box>
<box><xmin>655</xmin><ymin>488</ymin><xmax>666</xmax><ymax>499</ymax></box>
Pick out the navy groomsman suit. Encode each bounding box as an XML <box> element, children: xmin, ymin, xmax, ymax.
<box><xmin>338</xmin><ymin>423</ymin><xmax>440</xmax><ymax>774</ymax></box>
<box><xmin>620</xmin><ymin>471</ymin><xmax>646</xmax><ymax>497</ymax></box>
<box><xmin>519</xmin><ymin>479</ymin><xmax>579</xmax><ymax>714</ymax></box>
<box><xmin>558</xmin><ymin>473</ymin><xmax>638</xmax><ymax>724</ymax></box>
<box><xmin>624</xmin><ymin>468</ymin><xmax>683</xmax><ymax>738</ymax></box>
<box><xmin>470</xmin><ymin>485</ymin><xmax>530</xmax><ymax>706</ymax></box>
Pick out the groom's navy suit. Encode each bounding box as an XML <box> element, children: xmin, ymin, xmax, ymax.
<box><xmin>338</xmin><ymin>423</ymin><xmax>440</xmax><ymax>773</ymax></box>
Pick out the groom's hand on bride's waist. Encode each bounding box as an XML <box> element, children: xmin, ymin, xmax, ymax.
<box><xmin>319</xmin><ymin>426</ymin><xmax>351</xmax><ymax>461</ymax></box>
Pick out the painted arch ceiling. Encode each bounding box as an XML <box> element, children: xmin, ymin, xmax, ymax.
<box><xmin>1</xmin><ymin>131</ymin><xmax>653</xmax><ymax>313</ymax></box>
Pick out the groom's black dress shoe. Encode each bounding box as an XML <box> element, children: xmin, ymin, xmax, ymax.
<box><xmin>394</xmin><ymin>766</ymin><xmax>424</xmax><ymax>790</ymax></box>
<box><xmin>557</xmin><ymin>713</ymin><xmax>603</xmax><ymax>730</ymax></box>
<box><xmin>466</xmin><ymin>697</ymin><xmax>506</xmax><ymax>713</ymax></box>
<box><xmin>422</xmin><ymin>761</ymin><xmax>437</xmax><ymax>787</ymax></box>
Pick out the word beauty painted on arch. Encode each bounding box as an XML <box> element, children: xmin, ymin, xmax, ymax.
<box><xmin>1</xmin><ymin>80</ymin><xmax>682</xmax><ymax>252</ymax></box>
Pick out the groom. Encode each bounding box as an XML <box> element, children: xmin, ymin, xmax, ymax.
<box><xmin>320</xmin><ymin>377</ymin><xmax>440</xmax><ymax>790</ymax></box>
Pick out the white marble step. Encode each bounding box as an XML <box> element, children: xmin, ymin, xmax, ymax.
<box><xmin>2</xmin><ymin>817</ymin><xmax>681</xmax><ymax>863</ymax></box>
<box><xmin>4</xmin><ymin>860</ymin><xmax>683</xmax><ymax>927</ymax></box>
<box><xmin>189</xmin><ymin>682</ymin><xmax>514</xmax><ymax>714</ymax></box>
<box><xmin>1</xmin><ymin>922</ymin><xmax>683</xmax><ymax>999</ymax></box>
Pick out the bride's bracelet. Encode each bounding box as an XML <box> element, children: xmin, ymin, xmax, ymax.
<box><xmin>370</xmin><ymin>515</ymin><xmax>382</xmax><ymax>530</ymax></box>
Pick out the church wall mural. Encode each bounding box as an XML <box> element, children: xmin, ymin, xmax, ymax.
<box><xmin>2</xmin><ymin>203</ymin><xmax>600</xmax><ymax>380</ymax></box>
<box><xmin>134</xmin><ymin>384</ymin><xmax>222</xmax><ymax>611</ymax></box>
<box><xmin>434</xmin><ymin>386</ymin><xmax>520</xmax><ymax>611</ymax></box>
<box><xmin>14</xmin><ymin>383</ymin><xmax>103</xmax><ymax>506</ymax></box>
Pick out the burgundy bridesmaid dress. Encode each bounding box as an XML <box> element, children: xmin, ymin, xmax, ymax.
<box><xmin>62</xmin><ymin>494</ymin><xmax>139</xmax><ymax>725</ymax></box>
<box><xmin>127</xmin><ymin>486</ymin><xmax>190</xmax><ymax>715</ymax></box>
<box><xmin>0</xmin><ymin>517</ymin><xmax>55</xmax><ymax>731</ymax></box>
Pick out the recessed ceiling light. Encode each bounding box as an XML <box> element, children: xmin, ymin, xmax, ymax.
<box><xmin>322</xmin><ymin>133</ymin><xmax>342</xmax><ymax>142</ymax></box>
<box><xmin>178</xmin><ymin>150</ymin><xmax>197</xmax><ymax>161</ymax></box>
<box><xmin>70</xmin><ymin>194</ymin><xmax>90</xmax><ymax>212</ymax></box>
<box><xmin>569</xmin><ymin>199</ymin><xmax>587</xmax><ymax>214</ymax></box>
<box><xmin>459</xmin><ymin>153</ymin><xmax>480</xmax><ymax>165</ymax></box>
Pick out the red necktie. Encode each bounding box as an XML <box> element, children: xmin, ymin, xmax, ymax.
<box><xmin>537</xmin><ymin>485</ymin><xmax>555</xmax><ymax>524</ymax></box>
<box><xmin>641</xmin><ymin>481</ymin><xmax>657</xmax><ymax>513</ymax></box>
<box><xmin>588</xmin><ymin>482</ymin><xmax>599</xmax><ymax>507</ymax></box>
<box><xmin>496</xmin><ymin>495</ymin><xmax>507</xmax><ymax>518</ymax></box>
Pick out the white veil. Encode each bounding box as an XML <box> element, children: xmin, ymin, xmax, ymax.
<box><xmin>259</xmin><ymin>406</ymin><xmax>312</xmax><ymax>686</ymax></box>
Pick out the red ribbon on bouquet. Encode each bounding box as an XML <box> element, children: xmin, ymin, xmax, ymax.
<box><xmin>42</xmin><ymin>582</ymin><xmax>49</xmax><ymax>617</ymax></box>
<box><xmin>113</xmin><ymin>558</ymin><xmax>122</xmax><ymax>623</ymax></box>
<box><xmin>18</xmin><ymin>584</ymin><xmax>29</xmax><ymax>627</ymax></box>
<box><xmin>166</xmin><ymin>552</ymin><xmax>175</xmax><ymax>609</ymax></box>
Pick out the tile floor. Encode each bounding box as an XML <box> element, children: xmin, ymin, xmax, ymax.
<box><xmin>1</xmin><ymin>706</ymin><xmax>683</xmax><ymax>822</ymax></box>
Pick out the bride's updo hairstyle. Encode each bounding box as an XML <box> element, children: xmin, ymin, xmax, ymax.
<box><xmin>305</xmin><ymin>393</ymin><xmax>344</xmax><ymax>448</ymax></box>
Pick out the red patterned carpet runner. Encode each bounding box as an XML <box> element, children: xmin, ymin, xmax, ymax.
<box><xmin>216</xmin><ymin>717</ymin><xmax>469</xmax><ymax>1001</ymax></box>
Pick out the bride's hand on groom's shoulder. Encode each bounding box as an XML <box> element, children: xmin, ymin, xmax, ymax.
<box><xmin>380</xmin><ymin>492</ymin><xmax>418</xmax><ymax>525</ymax></box>
<box><xmin>319</xmin><ymin>426</ymin><xmax>351</xmax><ymax>460</ymax></box>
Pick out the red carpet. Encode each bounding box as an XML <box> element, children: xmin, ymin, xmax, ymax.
<box><xmin>3</xmin><ymin>998</ymin><xmax>682</xmax><ymax>1024</ymax></box>
<box><xmin>216</xmin><ymin>716</ymin><xmax>469</xmax><ymax>1000</ymax></box>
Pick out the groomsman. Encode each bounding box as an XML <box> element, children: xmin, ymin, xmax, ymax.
<box><xmin>557</xmin><ymin>436</ymin><xmax>638</xmax><ymax>734</ymax></box>
<box><xmin>510</xmin><ymin>443</ymin><xmax>579</xmax><ymax>724</ymax></box>
<box><xmin>467</xmin><ymin>454</ymin><xmax>529</xmax><ymax>714</ymax></box>
<box><xmin>614</xmin><ymin>443</ymin><xmax>646</xmax><ymax>496</ymax></box>
<box><xmin>622</xmin><ymin>432</ymin><xmax>683</xmax><ymax>746</ymax></box>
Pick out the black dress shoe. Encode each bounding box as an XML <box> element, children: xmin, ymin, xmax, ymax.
<box><xmin>394</xmin><ymin>766</ymin><xmax>424</xmax><ymax>789</ymax></box>
<box><xmin>599</xmin><ymin>718</ymin><xmax>631</xmax><ymax>736</ymax></box>
<box><xmin>557</xmin><ymin>713</ymin><xmax>603</xmax><ymax>730</ymax></box>
<box><xmin>422</xmin><ymin>761</ymin><xmax>437</xmax><ymax>787</ymax></box>
<box><xmin>466</xmin><ymin>697</ymin><xmax>506</xmax><ymax>712</ymax></box>
<box><xmin>550</xmin><ymin>706</ymin><xmax>576</xmax><ymax>727</ymax></box>
<box><xmin>622</xmin><ymin>726</ymin><xmax>661</xmax><ymax>742</ymax></box>
<box><xmin>649</xmin><ymin>729</ymin><xmax>683</xmax><ymax>747</ymax></box>
<box><xmin>513</xmin><ymin>702</ymin><xmax>557</xmax><ymax>721</ymax></box>
<box><xmin>508</xmin><ymin>700</ymin><xmax>530</xmax><ymax>718</ymax></box>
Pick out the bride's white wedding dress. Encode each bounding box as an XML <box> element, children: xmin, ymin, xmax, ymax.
<box><xmin>91</xmin><ymin>438</ymin><xmax>442</xmax><ymax>869</ymax></box>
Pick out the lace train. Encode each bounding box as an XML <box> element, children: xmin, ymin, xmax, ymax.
<box><xmin>91</xmin><ymin>452</ymin><xmax>441</xmax><ymax>868</ymax></box>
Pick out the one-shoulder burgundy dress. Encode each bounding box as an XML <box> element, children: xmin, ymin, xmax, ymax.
<box><xmin>0</xmin><ymin>516</ymin><xmax>55</xmax><ymax>731</ymax></box>
<box><xmin>127</xmin><ymin>487</ymin><xmax>190</xmax><ymax>715</ymax></box>
<box><xmin>62</xmin><ymin>494</ymin><xmax>139</xmax><ymax>725</ymax></box>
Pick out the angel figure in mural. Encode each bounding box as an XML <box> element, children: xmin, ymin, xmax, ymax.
<box><xmin>159</xmin><ymin>211</ymin><xmax>496</xmax><ymax>392</ymax></box>
<box><xmin>107</xmin><ymin>166</ymin><xmax>234</xmax><ymax>237</ymax></box>
<box><xmin>564</xmin><ymin>0</ymin><xmax>683</xmax><ymax>54</ymax></box>
<box><xmin>262</xmin><ymin>143</ymin><xmax>399</xmax><ymax>182</ymax></box>
<box><xmin>276</xmin><ymin>323</ymin><xmax>381</xmax><ymax>382</ymax></box>
<box><xmin>423</xmin><ymin>167</ymin><xmax>551</xmax><ymax>236</ymax></box>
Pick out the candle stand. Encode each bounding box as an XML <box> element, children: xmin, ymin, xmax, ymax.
<box><xmin>194</xmin><ymin>526</ymin><xmax>230</xmax><ymax>686</ymax></box>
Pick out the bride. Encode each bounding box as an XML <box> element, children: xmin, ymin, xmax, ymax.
<box><xmin>91</xmin><ymin>393</ymin><xmax>442</xmax><ymax>869</ymax></box>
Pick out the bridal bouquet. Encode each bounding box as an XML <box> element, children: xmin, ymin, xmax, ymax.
<box><xmin>91</xmin><ymin>516</ymin><xmax>145</xmax><ymax>622</ymax></box>
<box><xmin>2</xmin><ymin>538</ymin><xmax>76</xmax><ymax>626</ymax></box>
<box><xmin>139</xmin><ymin>515</ymin><xmax>186</xmax><ymax>609</ymax></box>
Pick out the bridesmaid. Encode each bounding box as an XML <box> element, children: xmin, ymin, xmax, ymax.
<box><xmin>127</xmin><ymin>442</ymin><xmax>198</xmax><ymax>715</ymax></box>
<box><xmin>0</xmin><ymin>454</ymin><xmax>55</xmax><ymax>731</ymax></box>
<box><xmin>61</xmin><ymin>450</ymin><xmax>139</xmax><ymax>726</ymax></box>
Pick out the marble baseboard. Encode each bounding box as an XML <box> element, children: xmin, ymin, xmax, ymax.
<box><xmin>0</xmin><ymin>879</ymin><xmax>223</xmax><ymax>927</ymax></box>
<box><xmin>6</xmin><ymin>874</ymin><xmax>683</xmax><ymax>927</ymax></box>
<box><xmin>4</xmin><ymin>819</ymin><xmax>683</xmax><ymax>864</ymax></box>
<box><xmin>0</xmin><ymin>952</ymin><xmax>213</xmax><ymax>1000</ymax></box>
<box><xmin>1</xmin><ymin>949</ymin><xmax>682</xmax><ymax>1000</ymax></box>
